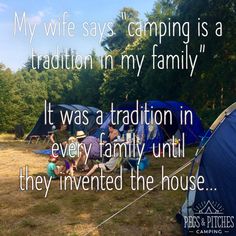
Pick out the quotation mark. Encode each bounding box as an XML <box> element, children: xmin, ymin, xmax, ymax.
<box><xmin>121</xmin><ymin>11</ymin><xmax>127</xmax><ymax>20</ymax></box>
<box><xmin>199</xmin><ymin>44</ymin><xmax>206</xmax><ymax>53</ymax></box>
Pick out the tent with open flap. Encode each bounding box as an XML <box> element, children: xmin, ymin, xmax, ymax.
<box><xmin>93</xmin><ymin>100</ymin><xmax>204</xmax><ymax>153</ymax></box>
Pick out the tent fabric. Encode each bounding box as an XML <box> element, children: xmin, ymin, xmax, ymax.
<box><xmin>147</xmin><ymin>100</ymin><xmax>205</xmax><ymax>146</ymax></box>
<box><xmin>178</xmin><ymin>104</ymin><xmax>236</xmax><ymax>235</ymax></box>
<box><xmin>33</xmin><ymin>149</ymin><xmax>59</xmax><ymax>155</ymax></box>
<box><xmin>166</xmin><ymin>101</ymin><xmax>205</xmax><ymax>144</ymax></box>
<box><xmin>93</xmin><ymin>100</ymin><xmax>204</xmax><ymax>152</ymax></box>
<box><xmin>26</xmin><ymin>104</ymin><xmax>100</xmax><ymax>139</ymax></box>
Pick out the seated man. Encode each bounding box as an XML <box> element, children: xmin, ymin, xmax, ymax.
<box><xmin>50</xmin><ymin>122</ymin><xmax>70</xmax><ymax>148</ymax></box>
<box><xmin>108</xmin><ymin>122</ymin><xmax>120</xmax><ymax>142</ymax></box>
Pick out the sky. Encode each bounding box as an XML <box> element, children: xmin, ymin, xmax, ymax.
<box><xmin>0</xmin><ymin>0</ymin><xmax>155</xmax><ymax>71</ymax></box>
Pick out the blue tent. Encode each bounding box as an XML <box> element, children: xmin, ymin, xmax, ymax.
<box><xmin>177</xmin><ymin>102</ymin><xmax>236</xmax><ymax>235</ymax></box>
<box><xmin>93</xmin><ymin>100</ymin><xmax>204</xmax><ymax>152</ymax></box>
<box><xmin>26</xmin><ymin>104</ymin><xmax>100</xmax><ymax>139</ymax></box>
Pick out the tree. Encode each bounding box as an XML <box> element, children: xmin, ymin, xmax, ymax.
<box><xmin>15</xmin><ymin>69</ymin><xmax>48</xmax><ymax>131</ymax></box>
<box><xmin>101</xmin><ymin>7</ymin><xmax>140</xmax><ymax>52</ymax></box>
<box><xmin>0</xmin><ymin>64</ymin><xmax>19</xmax><ymax>131</ymax></box>
<box><xmin>70</xmin><ymin>50</ymin><xmax>103</xmax><ymax>107</ymax></box>
<box><xmin>100</xmin><ymin>66</ymin><xmax>141</xmax><ymax>110</ymax></box>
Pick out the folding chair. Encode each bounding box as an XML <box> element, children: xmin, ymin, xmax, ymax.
<box><xmin>28</xmin><ymin>135</ymin><xmax>40</xmax><ymax>144</ymax></box>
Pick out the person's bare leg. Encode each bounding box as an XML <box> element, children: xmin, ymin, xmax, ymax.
<box><xmin>74</xmin><ymin>155</ymin><xmax>81</xmax><ymax>167</ymax></box>
<box><xmin>86</xmin><ymin>163</ymin><xmax>106</xmax><ymax>176</ymax></box>
<box><xmin>77</xmin><ymin>153</ymin><xmax>90</xmax><ymax>171</ymax></box>
<box><xmin>69</xmin><ymin>165</ymin><xmax>74</xmax><ymax>176</ymax></box>
<box><xmin>86</xmin><ymin>164</ymin><xmax>99</xmax><ymax>176</ymax></box>
<box><xmin>75</xmin><ymin>153</ymin><xmax>86</xmax><ymax>168</ymax></box>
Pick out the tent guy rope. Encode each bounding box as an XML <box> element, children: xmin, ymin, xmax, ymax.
<box><xmin>82</xmin><ymin>158</ymin><xmax>194</xmax><ymax>236</ymax></box>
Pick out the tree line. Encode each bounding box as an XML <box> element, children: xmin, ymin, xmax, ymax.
<box><xmin>0</xmin><ymin>0</ymin><xmax>235</xmax><ymax>133</ymax></box>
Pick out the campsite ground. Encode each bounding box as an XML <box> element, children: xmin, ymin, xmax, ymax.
<box><xmin>0</xmin><ymin>134</ymin><xmax>196</xmax><ymax>236</ymax></box>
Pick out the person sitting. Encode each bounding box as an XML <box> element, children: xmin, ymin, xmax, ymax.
<box><xmin>86</xmin><ymin>151</ymin><xmax>122</xmax><ymax>176</ymax></box>
<box><xmin>108</xmin><ymin>122</ymin><xmax>120</xmax><ymax>142</ymax></box>
<box><xmin>75</xmin><ymin>131</ymin><xmax>101</xmax><ymax>171</ymax></box>
<box><xmin>47</xmin><ymin>154</ymin><xmax>66</xmax><ymax>179</ymax></box>
<box><xmin>65</xmin><ymin>136</ymin><xmax>80</xmax><ymax>176</ymax></box>
<box><xmin>50</xmin><ymin>122</ymin><xmax>70</xmax><ymax>148</ymax></box>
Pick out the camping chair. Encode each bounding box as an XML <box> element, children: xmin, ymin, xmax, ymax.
<box><xmin>28</xmin><ymin>135</ymin><xmax>40</xmax><ymax>144</ymax></box>
<box><xmin>94</xmin><ymin>154</ymin><xmax>125</xmax><ymax>191</ymax></box>
<box><xmin>103</xmin><ymin>155</ymin><xmax>123</xmax><ymax>173</ymax></box>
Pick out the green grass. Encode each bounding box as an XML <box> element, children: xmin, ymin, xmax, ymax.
<box><xmin>20</xmin><ymin>218</ymin><xmax>38</xmax><ymax>228</ymax></box>
<box><xmin>0</xmin><ymin>138</ymin><xmax>198</xmax><ymax>236</ymax></box>
<box><xmin>30</xmin><ymin>202</ymin><xmax>61</xmax><ymax>215</ymax></box>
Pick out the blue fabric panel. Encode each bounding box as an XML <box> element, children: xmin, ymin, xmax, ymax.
<box><xmin>166</xmin><ymin>101</ymin><xmax>205</xmax><ymax>144</ymax></box>
<box><xmin>95</xmin><ymin>101</ymin><xmax>204</xmax><ymax>152</ymax></box>
<box><xmin>147</xmin><ymin>100</ymin><xmax>173</xmax><ymax>110</ymax></box>
<box><xmin>26</xmin><ymin>104</ymin><xmax>101</xmax><ymax>139</ymax></box>
<box><xmin>33</xmin><ymin>149</ymin><xmax>61</xmax><ymax>155</ymax></box>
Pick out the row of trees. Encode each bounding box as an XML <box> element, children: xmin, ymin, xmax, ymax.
<box><xmin>0</xmin><ymin>0</ymin><xmax>235</xmax><ymax>132</ymax></box>
<box><xmin>100</xmin><ymin>1</ymin><xmax>235</xmax><ymax>124</ymax></box>
<box><xmin>0</xmin><ymin>52</ymin><xmax>103</xmax><ymax>132</ymax></box>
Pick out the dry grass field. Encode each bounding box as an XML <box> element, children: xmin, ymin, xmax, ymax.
<box><xmin>0</xmin><ymin>134</ymin><xmax>196</xmax><ymax>236</ymax></box>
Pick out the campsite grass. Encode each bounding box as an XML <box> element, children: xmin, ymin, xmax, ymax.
<box><xmin>0</xmin><ymin>134</ymin><xmax>197</xmax><ymax>236</ymax></box>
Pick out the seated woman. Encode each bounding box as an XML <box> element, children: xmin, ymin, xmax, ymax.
<box><xmin>86</xmin><ymin>151</ymin><xmax>121</xmax><ymax>176</ymax></box>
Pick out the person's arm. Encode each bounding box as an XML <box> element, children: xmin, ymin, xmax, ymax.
<box><xmin>50</xmin><ymin>133</ymin><xmax>55</xmax><ymax>144</ymax></box>
<box><xmin>76</xmin><ymin>145</ymin><xmax>86</xmax><ymax>165</ymax></box>
<box><xmin>109</xmin><ymin>132</ymin><xmax>114</xmax><ymax>142</ymax></box>
<box><xmin>53</xmin><ymin>167</ymin><xmax>60</xmax><ymax>176</ymax></box>
<box><xmin>110</xmin><ymin>130</ymin><xmax>119</xmax><ymax>142</ymax></box>
<box><xmin>53</xmin><ymin>166</ymin><xmax>67</xmax><ymax>176</ymax></box>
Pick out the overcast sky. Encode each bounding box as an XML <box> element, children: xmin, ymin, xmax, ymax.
<box><xmin>0</xmin><ymin>0</ymin><xmax>155</xmax><ymax>71</ymax></box>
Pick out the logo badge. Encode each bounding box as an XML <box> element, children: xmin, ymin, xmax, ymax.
<box><xmin>184</xmin><ymin>201</ymin><xmax>235</xmax><ymax>235</ymax></box>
